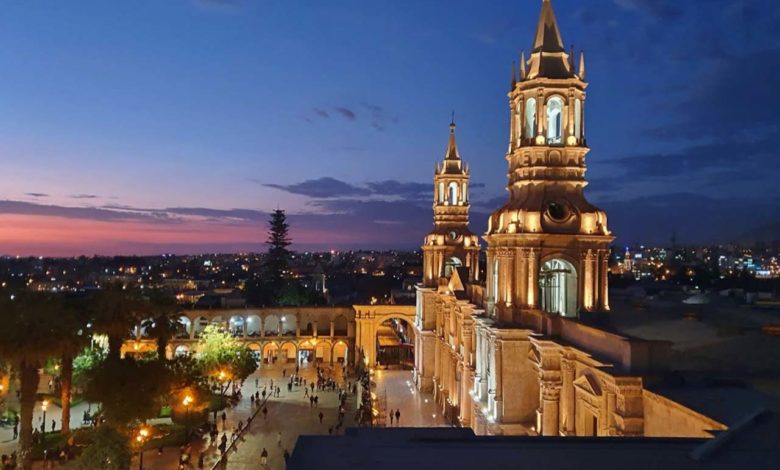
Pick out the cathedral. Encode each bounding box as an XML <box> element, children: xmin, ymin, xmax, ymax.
<box><xmin>412</xmin><ymin>0</ymin><xmax>725</xmax><ymax>438</ymax></box>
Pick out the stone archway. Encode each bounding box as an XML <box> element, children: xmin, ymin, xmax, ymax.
<box><xmin>353</xmin><ymin>305</ymin><xmax>416</xmax><ymax>367</ymax></box>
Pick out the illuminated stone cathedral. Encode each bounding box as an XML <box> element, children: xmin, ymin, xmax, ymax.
<box><xmin>412</xmin><ymin>0</ymin><xmax>726</xmax><ymax>438</ymax></box>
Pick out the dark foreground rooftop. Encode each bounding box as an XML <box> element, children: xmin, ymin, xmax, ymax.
<box><xmin>289</xmin><ymin>411</ymin><xmax>780</xmax><ymax>470</ymax></box>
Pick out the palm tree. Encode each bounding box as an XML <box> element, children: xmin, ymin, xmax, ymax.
<box><xmin>57</xmin><ymin>297</ymin><xmax>90</xmax><ymax>434</ymax></box>
<box><xmin>0</xmin><ymin>291</ymin><xmax>63</xmax><ymax>469</ymax></box>
<box><xmin>89</xmin><ymin>283</ymin><xmax>144</xmax><ymax>361</ymax></box>
<box><xmin>140</xmin><ymin>290</ymin><xmax>182</xmax><ymax>361</ymax></box>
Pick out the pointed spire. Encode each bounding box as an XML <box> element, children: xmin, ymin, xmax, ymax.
<box><xmin>446</xmin><ymin>112</ymin><xmax>460</xmax><ymax>160</ymax></box>
<box><xmin>533</xmin><ymin>0</ymin><xmax>565</xmax><ymax>54</ymax></box>
<box><xmin>578</xmin><ymin>50</ymin><xmax>586</xmax><ymax>79</ymax></box>
<box><xmin>519</xmin><ymin>51</ymin><xmax>527</xmax><ymax>80</ymax></box>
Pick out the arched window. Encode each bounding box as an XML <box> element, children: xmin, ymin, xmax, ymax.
<box><xmin>462</xmin><ymin>182</ymin><xmax>468</xmax><ymax>203</ymax></box>
<box><xmin>525</xmin><ymin>98</ymin><xmax>537</xmax><ymax>140</ymax></box>
<box><xmin>539</xmin><ymin>258</ymin><xmax>578</xmax><ymax>317</ymax></box>
<box><xmin>546</xmin><ymin>96</ymin><xmax>564</xmax><ymax>144</ymax></box>
<box><xmin>448</xmin><ymin>181</ymin><xmax>458</xmax><ymax>205</ymax></box>
<box><xmin>515</xmin><ymin>102</ymin><xmax>522</xmax><ymax>143</ymax></box>
<box><xmin>574</xmin><ymin>98</ymin><xmax>582</xmax><ymax>141</ymax></box>
<box><xmin>438</xmin><ymin>182</ymin><xmax>445</xmax><ymax>203</ymax></box>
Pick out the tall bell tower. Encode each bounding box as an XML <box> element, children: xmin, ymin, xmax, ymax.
<box><xmin>422</xmin><ymin>119</ymin><xmax>480</xmax><ymax>287</ymax></box>
<box><xmin>484</xmin><ymin>0</ymin><xmax>613</xmax><ymax>323</ymax></box>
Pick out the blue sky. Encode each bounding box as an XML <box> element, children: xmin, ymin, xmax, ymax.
<box><xmin>0</xmin><ymin>0</ymin><xmax>778</xmax><ymax>255</ymax></box>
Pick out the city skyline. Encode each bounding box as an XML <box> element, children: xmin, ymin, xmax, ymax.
<box><xmin>1</xmin><ymin>0</ymin><xmax>779</xmax><ymax>256</ymax></box>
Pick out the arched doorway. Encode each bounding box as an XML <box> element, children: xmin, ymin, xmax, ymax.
<box><xmin>263</xmin><ymin>342</ymin><xmax>279</xmax><ymax>364</ymax></box>
<box><xmin>539</xmin><ymin>258</ymin><xmax>578</xmax><ymax>317</ymax></box>
<box><xmin>264</xmin><ymin>315</ymin><xmax>280</xmax><ymax>336</ymax></box>
<box><xmin>376</xmin><ymin>318</ymin><xmax>414</xmax><ymax>369</ymax></box>
<box><xmin>247</xmin><ymin>343</ymin><xmax>262</xmax><ymax>363</ymax></box>
<box><xmin>280</xmin><ymin>342</ymin><xmax>297</xmax><ymax>363</ymax></box>
<box><xmin>280</xmin><ymin>314</ymin><xmax>297</xmax><ymax>336</ymax></box>
<box><xmin>332</xmin><ymin>341</ymin><xmax>349</xmax><ymax>364</ymax></box>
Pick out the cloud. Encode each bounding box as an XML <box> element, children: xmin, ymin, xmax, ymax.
<box><xmin>70</xmin><ymin>194</ymin><xmax>99</xmax><ymax>200</ymax></box>
<box><xmin>262</xmin><ymin>177</ymin><xmax>437</xmax><ymax>202</ymax></box>
<box><xmin>334</xmin><ymin>107</ymin><xmax>356</xmax><ymax>121</ymax></box>
<box><xmin>264</xmin><ymin>177</ymin><xmax>371</xmax><ymax>198</ymax></box>
<box><xmin>25</xmin><ymin>192</ymin><xmax>49</xmax><ymax>198</ymax></box>
<box><xmin>302</xmin><ymin>104</ymin><xmax>398</xmax><ymax>131</ymax></box>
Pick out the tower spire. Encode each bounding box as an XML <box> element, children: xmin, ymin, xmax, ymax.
<box><xmin>446</xmin><ymin>113</ymin><xmax>460</xmax><ymax>161</ymax></box>
<box><xmin>579</xmin><ymin>50</ymin><xmax>586</xmax><ymax>79</ymax></box>
<box><xmin>533</xmin><ymin>0</ymin><xmax>565</xmax><ymax>54</ymax></box>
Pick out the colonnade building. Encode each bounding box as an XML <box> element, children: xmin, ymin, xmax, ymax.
<box><xmin>412</xmin><ymin>0</ymin><xmax>727</xmax><ymax>438</ymax></box>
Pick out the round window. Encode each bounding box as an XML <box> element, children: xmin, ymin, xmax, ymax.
<box><xmin>546</xmin><ymin>202</ymin><xmax>569</xmax><ymax>222</ymax></box>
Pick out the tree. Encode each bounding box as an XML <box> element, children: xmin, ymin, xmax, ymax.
<box><xmin>0</xmin><ymin>291</ymin><xmax>64</xmax><ymax>469</ymax></box>
<box><xmin>196</xmin><ymin>325</ymin><xmax>257</xmax><ymax>399</ymax></box>
<box><xmin>89</xmin><ymin>283</ymin><xmax>144</xmax><ymax>361</ymax></box>
<box><xmin>82</xmin><ymin>357</ymin><xmax>171</xmax><ymax>426</ymax></box>
<box><xmin>56</xmin><ymin>297</ymin><xmax>90</xmax><ymax>434</ymax></box>
<box><xmin>246</xmin><ymin>209</ymin><xmax>293</xmax><ymax>306</ymax></box>
<box><xmin>140</xmin><ymin>290</ymin><xmax>182</xmax><ymax>362</ymax></box>
<box><xmin>71</xmin><ymin>425</ymin><xmax>132</xmax><ymax>470</ymax></box>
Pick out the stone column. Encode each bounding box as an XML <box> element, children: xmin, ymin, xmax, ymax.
<box><xmin>329</xmin><ymin>320</ymin><xmax>335</xmax><ymax>338</ymax></box>
<box><xmin>527</xmin><ymin>249</ymin><xmax>538</xmax><ymax>308</ymax></box>
<box><xmin>540</xmin><ymin>381</ymin><xmax>561</xmax><ymax>436</ymax></box>
<box><xmin>515</xmin><ymin>248</ymin><xmax>528</xmax><ymax>307</ymax></box>
<box><xmin>600</xmin><ymin>249</ymin><xmax>610</xmax><ymax>311</ymax></box>
<box><xmin>260</xmin><ymin>317</ymin><xmax>265</xmax><ymax>338</ymax></box>
<box><xmin>560</xmin><ymin>359</ymin><xmax>576</xmax><ymax>436</ymax></box>
<box><xmin>313</xmin><ymin>321</ymin><xmax>318</xmax><ymax>338</ymax></box>
<box><xmin>493</xmin><ymin>340</ymin><xmax>503</xmax><ymax>422</ymax></box>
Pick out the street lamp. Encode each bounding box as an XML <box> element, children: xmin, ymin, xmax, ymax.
<box><xmin>135</xmin><ymin>426</ymin><xmax>150</xmax><ymax>470</ymax></box>
<box><xmin>41</xmin><ymin>400</ymin><xmax>49</xmax><ymax>434</ymax></box>
<box><xmin>182</xmin><ymin>395</ymin><xmax>194</xmax><ymax>439</ymax></box>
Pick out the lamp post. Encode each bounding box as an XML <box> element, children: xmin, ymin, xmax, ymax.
<box><xmin>135</xmin><ymin>427</ymin><xmax>150</xmax><ymax>470</ymax></box>
<box><xmin>41</xmin><ymin>400</ymin><xmax>48</xmax><ymax>434</ymax></box>
<box><xmin>182</xmin><ymin>395</ymin><xmax>194</xmax><ymax>439</ymax></box>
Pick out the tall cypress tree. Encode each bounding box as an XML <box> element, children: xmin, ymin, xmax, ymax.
<box><xmin>263</xmin><ymin>209</ymin><xmax>292</xmax><ymax>287</ymax></box>
<box><xmin>246</xmin><ymin>209</ymin><xmax>292</xmax><ymax>306</ymax></box>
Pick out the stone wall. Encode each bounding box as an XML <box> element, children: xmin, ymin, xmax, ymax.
<box><xmin>642</xmin><ymin>390</ymin><xmax>726</xmax><ymax>438</ymax></box>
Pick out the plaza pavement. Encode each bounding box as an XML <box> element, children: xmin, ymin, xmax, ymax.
<box><xmin>1</xmin><ymin>362</ymin><xmax>446</xmax><ymax>469</ymax></box>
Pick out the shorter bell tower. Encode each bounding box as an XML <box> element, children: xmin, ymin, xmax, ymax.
<box><xmin>422</xmin><ymin>119</ymin><xmax>480</xmax><ymax>287</ymax></box>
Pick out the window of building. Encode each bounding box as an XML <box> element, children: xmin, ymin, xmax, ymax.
<box><xmin>448</xmin><ymin>181</ymin><xmax>458</xmax><ymax>205</ymax></box>
<box><xmin>539</xmin><ymin>258</ymin><xmax>577</xmax><ymax>317</ymax></box>
<box><xmin>525</xmin><ymin>98</ymin><xmax>537</xmax><ymax>140</ymax></box>
<box><xmin>546</xmin><ymin>96</ymin><xmax>564</xmax><ymax>144</ymax></box>
<box><xmin>438</xmin><ymin>182</ymin><xmax>445</xmax><ymax>203</ymax></box>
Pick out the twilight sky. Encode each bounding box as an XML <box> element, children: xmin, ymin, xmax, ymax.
<box><xmin>1</xmin><ymin>0</ymin><xmax>779</xmax><ymax>256</ymax></box>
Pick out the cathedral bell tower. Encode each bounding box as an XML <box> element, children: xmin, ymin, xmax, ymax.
<box><xmin>484</xmin><ymin>0</ymin><xmax>613</xmax><ymax>322</ymax></box>
<box><xmin>422</xmin><ymin>119</ymin><xmax>480</xmax><ymax>287</ymax></box>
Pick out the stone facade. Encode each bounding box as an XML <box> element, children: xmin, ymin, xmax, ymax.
<box><xmin>412</xmin><ymin>0</ymin><xmax>728</xmax><ymax>439</ymax></box>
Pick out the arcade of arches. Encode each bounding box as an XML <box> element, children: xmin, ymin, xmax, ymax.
<box><xmin>123</xmin><ymin>305</ymin><xmax>412</xmax><ymax>369</ymax></box>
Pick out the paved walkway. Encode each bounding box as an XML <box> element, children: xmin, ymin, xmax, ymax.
<box><xmin>372</xmin><ymin>369</ymin><xmax>447</xmax><ymax>427</ymax></box>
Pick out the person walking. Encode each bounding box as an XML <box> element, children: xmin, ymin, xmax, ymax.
<box><xmin>221</xmin><ymin>411</ymin><xmax>227</xmax><ymax>429</ymax></box>
<box><xmin>260</xmin><ymin>448</ymin><xmax>268</xmax><ymax>466</ymax></box>
<box><xmin>12</xmin><ymin>422</ymin><xmax>18</xmax><ymax>440</ymax></box>
<box><xmin>389</xmin><ymin>411</ymin><xmax>393</xmax><ymax>425</ymax></box>
<box><xmin>318</xmin><ymin>411</ymin><xmax>324</xmax><ymax>424</ymax></box>
<box><xmin>277</xmin><ymin>431</ymin><xmax>282</xmax><ymax>448</ymax></box>
<box><xmin>262</xmin><ymin>406</ymin><xmax>268</xmax><ymax>420</ymax></box>
<box><xmin>395</xmin><ymin>409</ymin><xmax>401</xmax><ymax>424</ymax></box>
